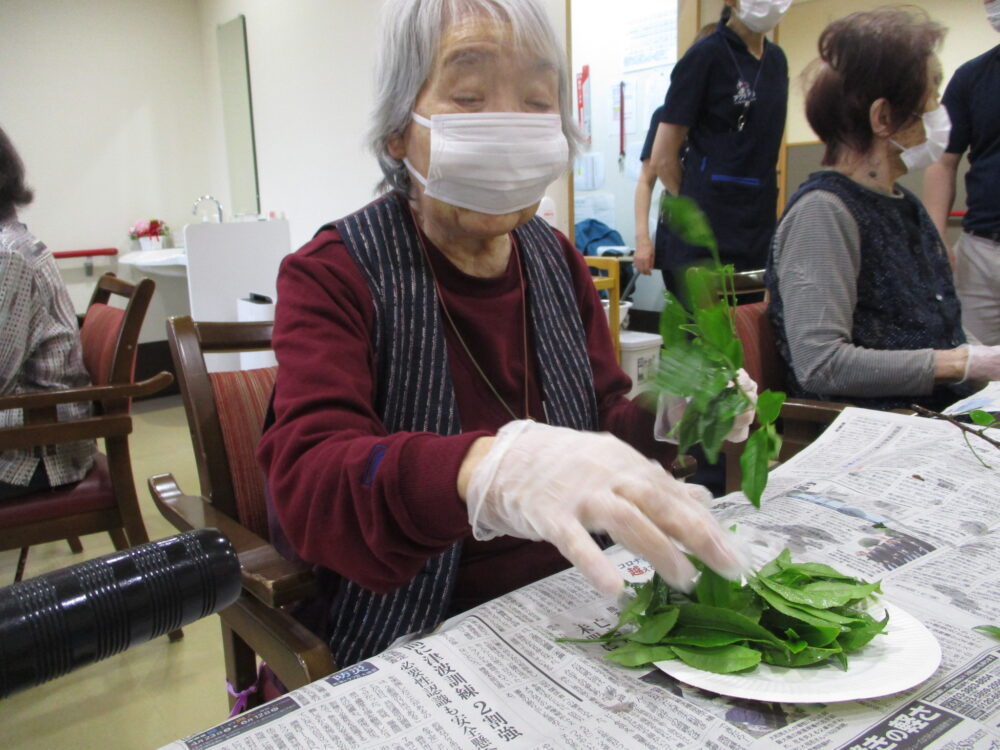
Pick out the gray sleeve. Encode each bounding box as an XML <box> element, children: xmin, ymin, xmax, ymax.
<box><xmin>772</xmin><ymin>190</ymin><xmax>936</xmax><ymax>397</ymax></box>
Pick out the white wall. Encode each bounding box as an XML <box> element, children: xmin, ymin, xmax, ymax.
<box><xmin>571</xmin><ymin>0</ymin><xmax>678</xmax><ymax>247</ymax></box>
<box><xmin>0</xmin><ymin>0</ymin><xmax>583</xmax><ymax>344</ymax></box>
<box><xmin>196</xmin><ymin>0</ymin><xmax>571</xmax><ymax>251</ymax></box>
<box><xmin>778</xmin><ymin>1</ymin><xmax>999</xmax><ymax>144</ymax></box>
<box><xmin>0</xmin><ymin>0</ymin><xmax>211</xmax><ymax>338</ymax></box>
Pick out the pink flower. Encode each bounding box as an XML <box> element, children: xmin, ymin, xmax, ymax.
<box><xmin>128</xmin><ymin>218</ymin><xmax>169</xmax><ymax>240</ymax></box>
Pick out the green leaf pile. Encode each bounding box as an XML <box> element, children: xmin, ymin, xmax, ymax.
<box><xmin>559</xmin><ymin>549</ymin><xmax>887</xmax><ymax>674</ymax></box>
<box><xmin>654</xmin><ymin>194</ymin><xmax>787</xmax><ymax>507</ymax></box>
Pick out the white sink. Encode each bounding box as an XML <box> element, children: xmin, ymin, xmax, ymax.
<box><xmin>118</xmin><ymin>248</ymin><xmax>188</xmax><ymax>277</ymax></box>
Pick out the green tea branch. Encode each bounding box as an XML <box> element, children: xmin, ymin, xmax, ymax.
<box><xmin>654</xmin><ymin>193</ymin><xmax>786</xmax><ymax>507</ymax></box>
<box><xmin>910</xmin><ymin>404</ymin><xmax>1000</xmax><ymax>468</ymax></box>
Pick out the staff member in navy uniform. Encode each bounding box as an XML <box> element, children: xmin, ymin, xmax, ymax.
<box><xmin>923</xmin><ymin>0</ymin><xmax>1000</xmax><ymax>345</ymax></box>
<box><xmin>649</xmin><ymin>0</ymin><xmax>790</xmax><ymax>297</ymax></box>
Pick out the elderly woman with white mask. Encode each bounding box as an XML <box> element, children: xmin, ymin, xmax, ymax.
<box><xmin>768</xmin><ymin>7</ymin><xmax>1000</xmax><ymax>413</ymax></box>
<box><xmin>258</xmin><ymin>0</ymin><xmax>752</xmax><ymax>670</ymax></box>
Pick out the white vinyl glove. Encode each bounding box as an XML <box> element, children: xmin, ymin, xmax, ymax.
<box><xmin>465</xmin><ymin>420</ymin><xmax>750</xmax><ymax>597</ymax></box>
<box><xmin>653</xmin><ymin>368</ymin><xmax>759</xmax><ymax>444</ymax></box>
<box><xmin>963</xmin><ymin>345</ymin><xmax>1000</xmax><ymax>382</ymax></box>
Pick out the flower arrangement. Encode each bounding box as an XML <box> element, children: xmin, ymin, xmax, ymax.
<box><xmin>128</xmin><ymin>218</ymin><xmax>169</xmax><ymax>240</ymax></box>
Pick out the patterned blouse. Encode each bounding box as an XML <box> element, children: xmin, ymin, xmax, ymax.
<box><xmin>0</xmin><ymin>219</ymin><xmax>95</xmax><ymax>487</ymax></box>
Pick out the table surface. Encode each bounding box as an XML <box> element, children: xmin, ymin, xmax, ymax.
<box><xmin>164</xmin><ymin>407</ymin><xmax>1000</xmax><ymax>750</ymax></box>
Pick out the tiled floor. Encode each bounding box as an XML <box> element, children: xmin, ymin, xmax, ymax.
<box><xmin>2</xmin><ymin>396</ymin><xmax>232</xmax><ymax>749</ymax></box>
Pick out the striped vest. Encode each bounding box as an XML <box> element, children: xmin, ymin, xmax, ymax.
<box><xmin>320</xmin><ymin>192</ymin><xmax>598</xmax><ymax>666</ymax></box>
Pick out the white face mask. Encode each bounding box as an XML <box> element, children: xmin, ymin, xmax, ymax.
<box><xmin>735</xmin><ymin>0</ymin><xmax>792</xmax><ymax>34</ymax></box>
<box><xmin>403</xmin><ymin>112</ymin><xmax>569</xmax><ymax>216</ymax></box>
<box><xmin>891</xmin><ymin>105</ymin><xmax>952</xmax><ymax>172</ymax></box>
<box><xmin>987</xmin><ymin>0</ymin><xmax>1000</xmax><ymax>33</ymax></box>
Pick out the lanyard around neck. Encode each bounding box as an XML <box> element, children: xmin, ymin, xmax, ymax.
<box><xmin>722</xmin><ymin>34</ymin><xmax>768</xmax><ymax>132</ymax></box>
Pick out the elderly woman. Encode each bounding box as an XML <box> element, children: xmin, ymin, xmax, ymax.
<box><xmin>0</xmin><ymin>125</ymin><xmax>95</xmax><ymax>499</ymax></box>
<box><xmin>767</xmin><ymin>7</ymin><xmax>1000</xmax><ymax>413</ymax></box>
<box><xmin>258</xmin><ymin>0</ymin><xmax>751</xmax><ymax>669</ymax></box>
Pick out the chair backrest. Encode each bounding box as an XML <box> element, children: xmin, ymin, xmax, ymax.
<box><xmin>731</xmin><ymin>269</ymin><xmax>766</xmax><ymax>300</ymax></box>
<box><xmin>167</xmin><ymin>316</ymin><xmax>275</xmax><ymax>538</ymax></box>
<box><xmin>733</xmin><ymin>300</ymin><xmax>786</xmax><ymax>393</ymax></box>
<box><xmin>585</xmin><ymin>256</ymin><xmax>621</xmax><ymax>362</ymax></box>
<box><xmin>79</xmin><ymin>274</ymin><xmax>155</xmax><ymax>411</ymax></box>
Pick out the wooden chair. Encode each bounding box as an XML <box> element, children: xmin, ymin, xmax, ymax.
<box><xmin>150</xmin><ymin>316</ymin><xmax>335</xmax><ymax>712</ymax></box>
<box><xmin>723</xmin><ymin>301</ymin><xmax>848</xmax><ymax>493</ymax></box>
<box><xmin>730</xmin><ymin>268</ymin><xmax>767</xmax><ymax>301</ymax></box>
<box><xmin>585</xmin><ymin>256</ymin><xmax>622</xmax><ymax>362</ymax></box>
<box><xmin>0</xmin><ymin>273</ymin><xmax>173</xmax><ymax>588</ymax></box>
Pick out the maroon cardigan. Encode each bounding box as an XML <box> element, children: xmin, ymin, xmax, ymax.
<box><xmin>257</xmin><ymin>224</ymin><xmax>669</xmax><ymax>613</ymax></box>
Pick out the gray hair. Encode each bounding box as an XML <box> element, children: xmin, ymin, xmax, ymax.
<box><xmin>368</xmin><ymin>0</ymin><xmax>582</xmax><ymax>195</ymax></box>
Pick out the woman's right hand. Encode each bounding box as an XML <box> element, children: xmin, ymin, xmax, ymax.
<box><xmin>633</xmin><ymin>237</ymin><xmax>654</xmax><ymax>275</ymax></box>
<box><xmin>460</xmin><ymin>421</ymin><xmax>749</xmax><ymax>597</ymax></box>
<box><xmin>964</xmin><ymin>345</ymin><xmax>1000</xmax><ymax>382</ymax></box>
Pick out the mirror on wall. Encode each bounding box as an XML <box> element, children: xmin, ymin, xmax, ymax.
<box><xmin>217</xmin><ymin>15</ymin><xmax>260</xmax><ymax>218</ymax></box>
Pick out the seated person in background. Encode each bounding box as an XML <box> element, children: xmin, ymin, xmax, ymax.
<box><xmin>767</xmin><ymin>7</ymin><xmax>1000</xmax><ymax>413</ymax></box>
<box><xmin>257</xmin><ymin>0</ymin><xmax>752</xmax><ymax>670</ymax></box>
<box><xmin>0</xmin><ymin>124</ymin><xmax>95</xmax><ymax>500</ymax></box>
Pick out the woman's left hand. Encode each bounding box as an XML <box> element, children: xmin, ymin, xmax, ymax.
<box><xmin>654</xmin><ymin>368</ymin><xmax>758</xmax><ymax>443</ymax></box>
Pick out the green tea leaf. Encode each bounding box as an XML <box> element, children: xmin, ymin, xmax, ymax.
<box><xmin>605</xmin><ymin>642</ymin><xmax>676</xmax><ymax>668</ymax></box>
<box><xmin>629</xmin><ymin>607</ymin><xmax>681</xmax><ymax>644</ymax></box>
<box><xmin>761</xmin><ymin>644</ymin><xmax>843</xmax><ymax>668</ymax></box>
<box><xmin>973</xmin><ymin>625</ymin><xmax>1000</xmax><ymax>641</ymax></box>
<box><xmin>659</xmin><ymin>293</ymin><xmax>690</xmax><ymax>351</ymax></box>
<box><xmin>694</xmin><ymin>559</ymin><xmax>735</xmax><ymax>609</ymax></box>
<box><xmin>671</xmin><ymin>644</ymin><xmax>761</xmax><ymax>674</ymax></box>
<box><xmin>762</xmin><ymin>608</ymin><xmax>841</xmax><ymax>647</ymax></box>
<box><xmin>740</xmin><ymin>429</ymin><xmax>770</xmax><ymax>508</ymax></box>
<box><xmin>747</xmin><ymin>577</ymin><xmax>853</xmax><ymax>630</ymax></box>
<box><xmin>761</xmin><ymin>577</ymin><xmax>882</xmax><ymax>610</ymax></box>
<box><xmin>838</xmin><ymin>610</ymin><xmax>890</xmax><ymax>653</ymax></box>
<box><xmin>695</xmin><ymin>304</ymin><xmax>736</xmax><ymax>357</ymax></box>
<box><xmin>663</xmin><ymin>628</ymin><xmax>752</xmax><ymax>647</ymax></box>
<box><xmin>655</xmin><ymin>344</ymin><xmax>718</xmax><ymax>398</ymax></box>
<box><xmin>775</xmin><ymin>559</ymin><xmax>859</xmax><ymax>582</ymax></box>
<box><xmin>676</xmin><ymin>603</ymin><xmax>787</xmax><ymax>649</ymax></box>
<box><xmin>757</xmin><ymin>548</ymin><xmax>792</xmax><ymax>579</ymax></box>
<box><xmin>969</xmin><ymin>410</ymin><xmax>997</xmax><ymax>427</ymax></box>
<box><xmin>756</xmin><ymin>389</ymin><xmax>786</xmax><ymax>426</ymax></box>
<box><xmin>659</xmin><ymin>194</ymin><xmax>719</xmax><ymax>261</ymax></box>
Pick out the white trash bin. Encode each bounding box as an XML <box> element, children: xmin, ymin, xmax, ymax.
<box><xmin>620</xmin><ymin>331</ymin><xmax>662</xmax><ymax>399</ymax></box>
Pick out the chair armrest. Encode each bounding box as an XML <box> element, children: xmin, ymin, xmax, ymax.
<box><xmin>222</xmin><ymin>592</ymin><xmax>337</xmax><ymax>690</ymax></box>
<box><xmin>149</xmin><ymin>473</ymin><xmax>320</xmax><ymax>608</ymax></box>
<box><xmin>0</xmin><ymin>372</ymin><xmax>173</xmax><ymax>411</ymax></box>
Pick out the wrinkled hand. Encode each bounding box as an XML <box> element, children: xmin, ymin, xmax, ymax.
<box><xmin>465</xmin><ymin>420</ymin><xmax>749</xmax><ymax>597</ymax></box>
<box><xmin>964</xmin><ymin>345</ymin><xmax>1000</xmax><ymax>382</ymax></box>
<box><xmin>654</xmin><ymin>368</ymin><xmax>759</xmax><ymax>444</ymax></box>
<box><xmin>633</xmin><ymin>238</ymin><xmax>654</xmax><ymax>275</ymax></box>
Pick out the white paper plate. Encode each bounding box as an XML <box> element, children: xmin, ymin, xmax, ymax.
<box><xmin>654</xmin><ymin>601</ymin><xmax>940</xmax><ymax>704</ymax></box>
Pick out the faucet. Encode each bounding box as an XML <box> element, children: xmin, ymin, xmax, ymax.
<box><xmin>192</xmin><ymin>195</ymin><xmax>223</xmax><ymax>223</ymax></box>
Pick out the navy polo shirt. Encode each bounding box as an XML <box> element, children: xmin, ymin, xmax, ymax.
<box><xmin>662</xmin><ymin>20</ymin><xmax>787</xmax><ymax>182</ymax></box>
<box><xmin>655</xmin><ymin>19</ymin><xmax>788</xmax><ymax>272</ymax></box>
<box><xmin>943</xmin><ymin>44</ymin><xmax>1000</xmax><ymax>235</ymax></box>
<box><xmin>640</xmin><ymin>105</ymin><xmax>666</xmax><ymax>162</ymax></box>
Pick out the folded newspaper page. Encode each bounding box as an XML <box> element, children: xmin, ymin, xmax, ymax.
<box><xmin>163</xmin><ymin>407</ymin><xmax>1000</xmax><ymax>750</ymax></box>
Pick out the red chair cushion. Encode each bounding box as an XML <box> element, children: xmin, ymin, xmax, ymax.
<box><xmin>0</xmin><ymin>454</ymin><xmax>112</xmax><ymax>527</ymax></box>
<box><xmin>733</xmin><ymin>301</ymin><xmax>787</xmax><ymax>393</ymax></box>
<box><xmin>210</xmin><ymin>366</ymin><xmax>278</xmax><ymax>539</ymax></box>
<box><xmin>80</xmin><ymin>304</ymin><xmax>125</xmax><ymax>386</ymax></box>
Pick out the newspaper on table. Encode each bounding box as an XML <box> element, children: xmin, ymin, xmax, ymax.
<box><xmin>163</xmin><ymin>407</ymin><xmax>1000</xmax><ymax>750</ymax></box>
